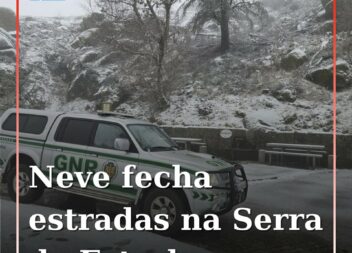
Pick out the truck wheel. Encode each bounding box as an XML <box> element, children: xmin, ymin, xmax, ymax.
<box><xmin>143</xmin><ymin>189</ymin><xmax>187</xmax><ymax>235</ymax></box>
<box><xmin>7</xmin><ymin>164</ymin><xmax>44</xmax><ymax>203</ymax></box>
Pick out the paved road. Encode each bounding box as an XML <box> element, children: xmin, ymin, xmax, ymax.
<box><xmin>1</xmin><ymin>163</ymin><xmax>351</xmax><ymax>253</ymax></box>
<box><xmin>0</xmin><ymin>201</ymin><xmax>211</xmax><ymax>253</ymax></box>
<box><xmin>177</xmin><ymin>163</ymin><xmax>352</xmax><ymax>253</ymax></box>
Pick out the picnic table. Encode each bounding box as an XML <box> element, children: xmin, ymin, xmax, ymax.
<box><xmin>259</xmin><ymin>143</ymin><xmax>327</xmax><ymax>169</ymax></box>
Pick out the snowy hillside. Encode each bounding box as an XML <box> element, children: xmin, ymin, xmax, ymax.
<box><xmin>0</xmin><ymin>0</ymin><xmax>351</xmax><ymax>133</ymax></box>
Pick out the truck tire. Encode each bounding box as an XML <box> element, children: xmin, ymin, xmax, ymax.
<box><xmin>143</xmin><ymin>188</ymin><xmax>187</xmax><ymax>235</ymax></box>
<box><xmin>7</xmin><ymin>164</ymin><xmax>44</xmax><ymax>203</ymax></box>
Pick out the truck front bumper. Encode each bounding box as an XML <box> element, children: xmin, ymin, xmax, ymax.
<box><xmin>187</xmin><ymin>163</ymin><xmax>248</xmax><ymax>215</ymax></box>
<box><xmin>210</xmin><ymin>163</ymin><xmax>248</xmax><ymax>214</ymax></box>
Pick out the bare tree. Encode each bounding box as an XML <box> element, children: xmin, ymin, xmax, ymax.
<box><xmin>180</xmin><ymin>0</ymin><xmax>269</xmax><ymax>53</ymax></box>
<box><xmin>97</xmin><ymin>0</ymin><xmax>178</xmax><ymax>107</ymax></box>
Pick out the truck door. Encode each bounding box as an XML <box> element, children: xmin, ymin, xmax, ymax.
<box><xmin>85</xmin><ymin>122</ymin><xmax>140</xmax><ymax>201</ymax></box>
<box><xmin>41</xmin><ymin>117</ymin><xmax>96</xmax><ymax>176</ymax></box>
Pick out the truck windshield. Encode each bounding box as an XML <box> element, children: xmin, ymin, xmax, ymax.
<box><xmin>128</xmin><ymin>124</ymin><xmax>178</xmax><ymax>152</ymax></box>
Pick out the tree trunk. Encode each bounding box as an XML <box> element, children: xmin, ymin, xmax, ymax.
<box><xmin>156</xmin><ymin>38</ymin><xmax>167</xmax><ymax>107</ymax></box>
<box><xmin>220</xmin><ymin>0</ymin><xmax>230</xmax><ymax>52</ymax></box>
<box><xmin>155</xmin><ymin>2</ymin><xmax>172</xmax><ymax>108</ymax></box>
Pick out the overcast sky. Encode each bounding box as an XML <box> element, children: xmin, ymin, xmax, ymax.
<box><xmin>0</xmin><ymin>0</ymin><xmax>88</xmax><ymax>17</ymax></box>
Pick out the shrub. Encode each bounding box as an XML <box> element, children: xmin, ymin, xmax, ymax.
<box><xmin>80</xmin><ymin>12</ymin><xmax>105</xmax><ymax>31</ymax></box>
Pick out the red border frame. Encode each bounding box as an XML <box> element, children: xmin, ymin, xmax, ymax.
<box><xmin>15</xmin><ymin>0</ymin><xmax>20</xmax><ymax>253</ymax></box>
<box><xmin>14</xmin><ymin>1</ymin><xmax>338</xmax><ymax>253</ymax></box>
<box><xmin>332</xmin><ymin>0</ymin><xmax>337</xmax><ymax>252</ymax></box>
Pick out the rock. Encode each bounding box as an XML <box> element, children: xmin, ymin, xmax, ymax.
<box><xmin>80</xmin><ymin>50</ymin><xmax>99</xmax><ymax>63</ymax></box>
<box><xmin>0</xmin><ymin>48</ymin><xmax>16</xmax><ymax>60</ymax></box>
<box><xmin>43</xmin><ymin>53</ymin><xmax>76</xmax><ymax>82</ymax></box>
<box><xmin>272</xmin><ymin>88</ymin><xmax>297</xmax><ymax>102</ymax></box>
<box><xmin>184</xmin><ymin>85</ymin><xmax>194</xmax><ymax>96</ymax></box>
<box><xmin>0</xmin><ymin>7</ymin><xmax>15</xmax><ymax>31</ymax></box>
<box><xmin>100</xmin><ymin>72</ymin><xmax>119</xmax><ymax>86</ymax></box>
<box><xmin>57</xmin><ymin>25</ymin><xmax>68</xmax><ymax>31</ymax></box>
<box><xmin>306</xmin><ymin>59</ymin><xmax>351</xmax><ymax>90</ymax></box>
<box><xmin>243</xmin><ymin>109</ymin><xmax>280</xmax><ymax>130</ymax></box>
<box><xmin>283</xmin><ymin>113</ymin><xmax>297</xmax><ymax>124</ymax></box>
<box><xmin>262</xmin><ymin>56</ymin><xmax>273</xmax><ymax>67</ymax></box>
<box><xmin>213</xmin><ymin>56</ymin><xmax>225</xmax><ymax>66</ymax></box>
<box><xmin>70</xmin><ymin>28</ymin><xmax>100</xmax><ymax>49</ymax></box>
<box><xmin>96</xmin><ymin>51</ymin><xmax>121</xmax><ymax>65</ymax></box>
<box><xmin>0</xmin><ymin>65</ymin><xmax>15</xmax><ymax>109</ymax></box>
<box><xmin>281</xmin><ymin>48</ymin><xmax>307</xmax><ymax>70</ymax></box>
<box><xmin>67</xmin><ymin>69</ymin><xmax>100</xmax><ymax>101</ymax></box>
<box><xmin>0</xmin><ymin>28</ymin><xmax>14</xmax><ymax>50</ymax></box>
<box><xmin>335</xmin><ymin>59</ymin><xmax>350</xmax><ymax>71</ymax></box>
<box><xmin>8</xmin><ymin>31</ymin><xmax>16</xmax><ymax>38</ymax></box>
<box><xmin>306</xmin><ymin>66</ymin><xmax>331</xmax><ymax>88</ymax></box>
<box><xmin>235</xmin><ymin>110</ymin><xmax>246</xmax><ymax>118</ymax></box>
<box><xmin>197</xmin><ymin>104</ymin><xmax>213</xmax><ymax>116</ymax></box>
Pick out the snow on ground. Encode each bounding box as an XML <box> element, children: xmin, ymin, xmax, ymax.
<box><xmin>242</xmin><ymin>162</ymin><xmax>332</xmax><ymax>183</ymax></box>
<box><xmin>157</xmin><ymin>94</ymin><xmax>334</xmax><ymax>133</ymax></box>
<box><xmin>0</xmin><ymin>62</ymin><xmax>14</xmax><ymax>72</ymax></box>
<box><xmin>1</xmin><ymin>0</ymin><xmax>349</xmax><ymax>134</ymax></box>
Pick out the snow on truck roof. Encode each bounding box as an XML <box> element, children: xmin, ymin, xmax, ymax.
<box><xmin>6</xmin><ymin>108</ymin><xmax>150</xmax><ymax>125</ymax></box>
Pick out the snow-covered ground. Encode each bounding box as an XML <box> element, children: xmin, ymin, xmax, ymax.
<box><xmin>0</xmin><ymin>0</ymin><xmax>351</xmax><ymax>134</ymax></box>
<box><xmin>158</xmin><ymin>93</ymin><xmax>335</xmax><ymax>132</ymax></box>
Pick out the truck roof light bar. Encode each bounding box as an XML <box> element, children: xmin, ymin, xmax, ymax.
<box><xmin>96</xmin><ymin>111</ymin><xmax>136</xmax><ymax>119</ymax></box>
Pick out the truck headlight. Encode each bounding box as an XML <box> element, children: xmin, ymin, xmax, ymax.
<box><xmin>209</xmin><ymin>174</ymin><xmax>222</xmax><ymax>187</ymax></box>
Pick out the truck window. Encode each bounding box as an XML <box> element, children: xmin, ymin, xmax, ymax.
<box><xmin>93</xmin><ymin>123</ymin><xmax>128</xmax><ymax>149</ymax></box>
<box><xmin>55</xmin><ymin>118</ymin><xmax>95</xmax><ymax>146</ymax></box>
<box><xmin>2</xmin><ymin>113</ymin><xmax>48</xmax><ymax>135</ymax></box>
<box><xmin>92</xmin><ymin>122</ymin><xmax>138</xmax><ymax>153</ymax></box>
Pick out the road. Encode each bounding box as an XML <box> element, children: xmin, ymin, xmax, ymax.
<box><xmin>1</xmin><ymin>163</ymin><xmax>351</xmax><ymax>253</ymax></box>
<box><xmin>178</xmin><ymin>163</ymin><xmax>352</xmax><ymax>253</ymax></box>
<box><xmin>0</xmin><ymin>201</ymin><xmax>211</xmax><ymax>253</ymax></box>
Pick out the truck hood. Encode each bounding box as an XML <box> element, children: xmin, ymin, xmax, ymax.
<box><xmin>145</xmin><ymin>150</ymin><xmax>233</xmax><ymax>172</ymax></box>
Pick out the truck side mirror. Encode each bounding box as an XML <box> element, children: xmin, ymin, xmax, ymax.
<box><xmin>114</xmin><ymin>138</ymin><xmax>130</xmax><ymax>152</ymax></box>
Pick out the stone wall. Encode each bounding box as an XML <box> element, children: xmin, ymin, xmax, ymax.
<box><xmin>162</xmin><ymin>126</ymin><xmax>352</xmax><ymax>168</ymax></box>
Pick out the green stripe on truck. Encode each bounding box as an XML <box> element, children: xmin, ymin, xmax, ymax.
<box><xmin>0</xmin><ymin>134</ymin><xmax>196</xmax><ymax>174</ymax></box>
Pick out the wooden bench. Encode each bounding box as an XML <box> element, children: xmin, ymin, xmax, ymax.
<box><xmin>259</xmin><ymin>143</ymin><xmax>327</xmax><ymax>169</ymax></box>
<box><xmin>171</xmin><ymin>137</ymin><xmax>207</xmax><ymax>153</ymax></box>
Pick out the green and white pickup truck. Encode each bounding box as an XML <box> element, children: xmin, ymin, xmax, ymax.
<box><xmin>0</xmin><ymin>108</ymin><xmax>247</xmax><ymax>232</ymax></box>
